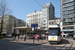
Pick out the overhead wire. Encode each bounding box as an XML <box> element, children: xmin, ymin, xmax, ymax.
<box><xmin>34</xmin><ymin>0</ymin><xmax>42</xmax><ymax>7</ymax></box>
<box><xmin>38</xmin><ymin>0</ymin><xmax>43</xmax><ymax>5</ymax></box>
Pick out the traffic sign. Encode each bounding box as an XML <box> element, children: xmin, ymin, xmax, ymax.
<box><xmin>31</xmin><ymin>24</ymin><xmax>38</xmax><ymax>27</ymax></box>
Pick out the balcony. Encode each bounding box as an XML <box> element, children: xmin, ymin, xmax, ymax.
<box><xmin>63</xmin><ymin>27</ymin><xmax>74</xmax><ymax>29</ymax></box>
<box><xmin>63</xmin><ymin>29</ymin><xmax>74</xmax><ymax>31</ymax></box>
<box><xmin>63</xmin><ymin>19</ymin><xmax>75</xmax><ymax>22</ymax></box>
<box><xmin>62</xmin><ymin>8</ymin><xmax>74</xmax><ymax>11</ymax></box>
<box><xmin>62</xmin><ymin>0</ymin><xmax>74</xmax><ymax>4</ymax></box>
<box><xmin>63</xmin><ymin>12</ymin><xmax>74</xmax><ymax>15</ymax></box>
<box><xmin>67</xmin><ymin>7</ymin><xmax>74</xmax><ymax>10</ymax></box>
<box><xmin>62</xmin><ymin>4</ymin><xmax>74</xmax><ymax>8</ymax></box>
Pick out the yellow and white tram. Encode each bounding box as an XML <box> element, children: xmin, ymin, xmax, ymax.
<box><xmin>47</xmin><ymin>25</ymin><xmax>61</xmax><ymax>44</ymax></box>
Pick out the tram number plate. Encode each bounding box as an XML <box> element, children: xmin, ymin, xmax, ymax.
<box><xmin>52</xmin><ymin>38</ymin><xmax>54</xmax><ymax>41</ymax></box>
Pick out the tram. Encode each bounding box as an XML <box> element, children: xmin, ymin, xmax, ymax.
<box><xmin>73</xmin><ymin>32</ymin><xmax>75</xmax><ymax>40</ymax></box>
<box><xmin>47</xmin><ymin>24</ymin><xmax>61</xmax><ymax>44</ymax></box>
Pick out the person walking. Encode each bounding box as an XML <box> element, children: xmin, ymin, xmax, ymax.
<box><xmin>45</xmin><ymin>35</ymin><xmax>47</xmax><ymax>40</ymax></box>
<box><xmin>35</xmin><ymin>34</ymin><xmax>38</xmax><ymax>40</ymax></box>
<box><xmin>24</xmin><ymin>34</ymin><xmax>26</xmax><ymax>42</ymax></box>
<box><xmin>16</xmin><ymin>36</ymin><xmax>18</xmax><ymax>41</ymax></box>
<box><xmin>13</xmin><ymin>35</ymin><xmax>15</xmax><ymax>40</ymax></box>
<box><xmin>37</xmin><ymin>34</ymin><xmax>40</xmax><ymax>42</ymax></box>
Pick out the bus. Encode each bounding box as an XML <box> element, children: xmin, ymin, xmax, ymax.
<box><xmin>47</xmin><ymin>24</ymin><xmax>61</xmax><ymax>44</ymax></box>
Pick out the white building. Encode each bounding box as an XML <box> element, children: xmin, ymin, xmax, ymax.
<box><xmin>42</xmin><ymin>2</ymin><xmax>55</xmax><ymax>30</ymax></box>
<box><xmin>27</xmin><ymin>10</ymin><xmax>42</xmax><ymax>29</ymax></box>
<box><xmin>27</xmin><ymin>2</ymin><xmax>55</xmax><ymax>30</ymax></box>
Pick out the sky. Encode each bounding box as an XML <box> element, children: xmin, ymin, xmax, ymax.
<box><xmin>5</xmin><ymin>0</ymin><xmax>60</xmax><ymax>22</ymax></box>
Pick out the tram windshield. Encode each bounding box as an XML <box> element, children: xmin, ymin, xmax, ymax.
<box><xmin>49</xmin><ymin>28</ymin><xmax>59</xmax><ymax>36</ymax></box>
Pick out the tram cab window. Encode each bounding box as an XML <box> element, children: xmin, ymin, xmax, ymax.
<box><xmin>49</xmin><ymin>28</ymin><xmax>59</xmax><ymax>36</ymax></box>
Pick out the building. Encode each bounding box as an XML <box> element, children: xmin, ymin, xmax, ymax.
<box><xmin>61</xmin><ymin>0</ymin><xmax>75</xmax><ymax>37</ymax></box>
<box><xmin>42</xmin><ymin>2</ymin><xmax>55</xmax><ymax>30</ymax></box>
<box><xmin>1</xmin><ymin>15</ymin><xmax>26</xmax><ymax>36</ymax></box>
<box><xmin>27</xmin><ymin>2</ymin><xmax>55</xmax><ymax>30</ymax></box>
<box><xmin>48</xmin><ymin>18</ymin><xmax>62</xmax><ymax>31</ymax></box>
<box><xmin>0</xmin><ymin>17</ymin><xmax>1</xmax><ymax>33</ymax></box>
<box><xmin>27</xmin><ymin>10</ymin><xmax>42</xmax><ymax>29</ymax></box>
<box><xmin>18</xmin><ymin>19</ymin><xmax>26</xmax><ymax>27</ymax></box>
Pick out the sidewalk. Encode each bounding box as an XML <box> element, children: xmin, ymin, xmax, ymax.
<box><xmin>9</xmin><ymin>38</ymin><xmax>48</xmax><ymax>45</ymax></box>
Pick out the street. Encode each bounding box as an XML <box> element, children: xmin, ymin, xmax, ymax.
<box><xmin>0</xmin><ymin>38</ymin><xmax>75</xmax><ymax>50</ymax></box>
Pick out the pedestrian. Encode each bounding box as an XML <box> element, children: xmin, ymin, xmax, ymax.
<box><xmin>45</xmin><ymin>35</ymin><xmax>47</xmax><ymax>39</ymax></box>
<box><xmin>16</xmin><ymin>36</ymin><xmax>18</xmax><ymax>41</ymax></box>
<box><xmin>13</xmin><ymin>35</ymin><xmax>15</xmax><ymax>40</ymax></box>
<box><xmin>24</xmin><ymin>34</ymin><xmax>26</xmax><ymax>42</ymax></box>
<box><xmin>37</xmin><ymin>34</ymin><xmax>40</xmax><ymax>42</ymax></box>
<box><xmin>42</xmin><ymin>34</ymin><xmax>45</xmax><ymax>40</ymax></box>
<box><xmin>35</xmin><ymin>34</ymin><xmax>38</xmax><ymax>40</ymax></box>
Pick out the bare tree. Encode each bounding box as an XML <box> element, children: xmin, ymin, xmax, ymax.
<box><xmin>0</xmin><ymin>0</ymin><xmax>12</xmax><ymax>35</ymax></box>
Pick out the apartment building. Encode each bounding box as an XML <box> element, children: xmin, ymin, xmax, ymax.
<box><xmin>1</xmin><ymin>15</ymin><xmax>26</xmax><ymax>35</ymax></box>
<box><xmin>27</xmin><ymin>10</ymin><xmax>42</xmax><ymax>29</ymax></box>
<box><xmin>61</xmin><ymin>0</ymin><xmax>75</xmax><ymax>36</ymax></box>
<box><xmin>27</xmin><ymin>2</ymin><xmax>55</xmax><ymax>30</ymax></box>
<box><xmin>18</xmin><ymin>19</ymin><xmax>26</xmax><ymax>27</ymax></box>
<box><xmin>42</xmin><ymin>2</ymin><xmax>55</xmax><ymax>30</ymax></box>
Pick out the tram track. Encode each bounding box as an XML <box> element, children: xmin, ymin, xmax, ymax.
<box><xmin>56</xmin><ymin>38</ymin><xmax>73</xmax><ymax>50</ymax></box>
<box><xmin>39</xmin><ymin>38</ymin><xmax>73</xmax><ymax>50</ymax></box>
<box><xmin>24</xmin><ymin>38</ymin><xmax>73</xmax><ymax>50</ymax></box>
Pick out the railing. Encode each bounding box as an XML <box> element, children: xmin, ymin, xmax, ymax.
<box><xmin>62</xmin><ymin>0</ymin><xmax>74</xmax><ymax>4</ymax></box>
<box><xmin>62</xmin><ymin>4</ymin><xmax>74</xmax><ymax>8</ymax></box>
<box><xmin>62</xmin><ymin>7</ymin><xmax>74</xmax><ymax>11</ymax></box>
<box><xmin>63</xmin><ymin>27</ymin><xmax>74</xmax><ymax>29</ymax></box>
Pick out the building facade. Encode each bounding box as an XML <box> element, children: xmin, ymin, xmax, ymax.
<box><xmin>27</xmin><ymin>2</ymin><xmax>55</xmax><ymax>30</ymax></box>
<box><xmin>48</xmin><ymin>18</ymin><xmax>62</xmax><ymax>31</ymax></box>
<box><xmin>42</xmin><ymin>2</ymin><xmax>55</xmax><ymax>30</ymax></box>
<box><xmin>18</xmin><ymin>19</ymin><xmax>26</xmax><ymax>27</ymax></box>
<box><xmin>1</xmin><ymin>15</ymin><xmax>26</xmax><ymax>35</ymax></box>
<box><xmin>61</xmin><ymin>0</ymin><xmax>75</xmax><ymax>36</ymax></box>
<box><xmin>27</xmin><ymin>10</ymin><xmax>42</xmax><ymax>29</ymax></box>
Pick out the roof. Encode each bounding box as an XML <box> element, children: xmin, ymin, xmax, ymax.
<box><xmin>15</xmin><ymin>26</ymin><xmax>46</xmax><ymax>31</ymax></box>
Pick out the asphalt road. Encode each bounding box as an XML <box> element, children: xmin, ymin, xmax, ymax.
<box><xmin>0</xmin><ymin>38</ymin><xmax>75</xmax><ymax>50</ymax></box>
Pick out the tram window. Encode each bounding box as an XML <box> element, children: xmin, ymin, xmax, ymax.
<box><xmin>49</xmin><ymin>28</ymin><xmax>58</xmax><ymax>35</ymax></box>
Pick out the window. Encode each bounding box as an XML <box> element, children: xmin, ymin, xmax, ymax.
<box><xmin>42</xmin><ymin>20</ymin><xmax>47</xmax><ymax>22</ymax></box>
<box><xmin>42</xmin><ymin>17</ymin><xmax>47</xmax><ymax>19</ymax></box>
<box><xmin>63</xmin><ymin>15</ymin><xmax>68</xmax><ymax>17</ymax></box>
<box><xmin>49</xmin><ymin>28</ymin><xmax>59</xmax><ymax>35</ymax></box>
<box><xmin>63</xmin><ymin>10</ymin><xmax>75</xmax><ymax>14</ymax></box>
<box><xmin>42</xmin><ymin>11</ymin><xmax>47</xmax><ymax>13</ymax></box>
<box><xmin>43</xmin><ymin>23</ymin><xmax>47</xmax><ymax>25</ymax></box>
<box><xmin>72</xmin><ymin>17</ymin><xmax>75</xmax><ymax>19</ymax></box>
<box><xmin>42</xmin><ymin>8</ymin><xmax>47</xmax><ymax>10</ymax></box>
<box><xmin>63</xmin><ymin>22</ymin><xmax>73</xmax><ymax>25</ymax></box>
<box><xmin>62</xmin><ymin>6</ymin><xmax>74</xmax><ymax>11</ymax></box>
<box><xmin>69</xmin><ymin>13</ymin><xmax>75</xmax><ymax>17</ymax></box>
<box><xmin>42</xmin><ymin>14</ymin><xmax>47</xmax><ymax>16</ymax></box>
